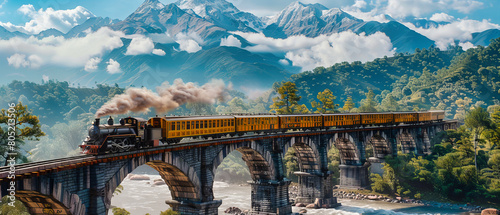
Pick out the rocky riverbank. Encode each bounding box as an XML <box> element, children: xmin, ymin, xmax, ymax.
<box><xmin>332</xmin><ymin>190</ymin><xmax>485</xmax><ymax>213</ymax></box>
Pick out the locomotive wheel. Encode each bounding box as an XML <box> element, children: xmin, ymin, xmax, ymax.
<box><xmin>109</xmin><ymin>140</ymin><xmax>119</xmax><ymax>153</ymax></box>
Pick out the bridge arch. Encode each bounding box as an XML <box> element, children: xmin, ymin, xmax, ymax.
<box><xmin>365</xmin><ymin>132</ymin><xmax>392</xmax><ymax>159</ymax></box>
<box><xmin>282</xmin><ymin>137</ymin><xmax>321</xmax><ymax>173</ymax></box>
<box><xmin>104</xmin><ymin>152</ymin><xmax>201</xmax><ymax>213</ymax></box>
<box><xmin>12</xmin><ymin>190</ymin><xmax>73</xmax><ymax>215</ymax></box>
<box><xmin>397</xmin><ymin>132</ymin><xmax>417</xmax><ymax>154</ymax></box>
<box><xmin>212</xmin><ymin>141</ymin><xmax>276</xmax><ymax>181</ymax></box>
<box><xmin>328</xmin><ymin>133</ymin><xmax>360</xmax><ymax>165</ymax></box>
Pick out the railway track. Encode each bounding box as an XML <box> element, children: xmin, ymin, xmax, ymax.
<box><xmin>0</xmin><ymin>155</ymin><xmax>93</xmax><ymax>178</ymax></box>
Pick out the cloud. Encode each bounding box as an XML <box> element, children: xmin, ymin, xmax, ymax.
<box><xmin>148</xmin><ymin>32</ymin><xmax>176</xmax><ymax>44</ymax></box>
<box><xmin>220</xmin><ymin>35</ymin><xmax>242</xmax><ymax>48</ymax></box>
<box><xmin>430</xmin><ymin>12</ymin><xmax>455</xmax><ymax>22</ymax></box>
<box><xmin>84</xmin><ymin>57</ymin><xmax>101</xmax><ymax>72</ymax></box>
<box><xmin>152</xmin><ymin>49</ymin><xmax>166</xmax><ymax>56</ymax></box>
<box><xmin>125</xmin><ymin>36</ymin><xmax>155</xmax><ymax>55</ymax></box>
<box><xmin>42</xmin><ymin>75</ymin><xmax>49</xmax><ymax>82</ymax></box>
<box><xmin>236</xmin><ymin>31</ymin><xmax>394</xmax><ymax>71</ymax></box>
<box><xmin>7</xmin><ymin>53</ymin><xmax>42</xmax><ymax>69</ymax></box>
<box><xmin>459</xmin><ymin>42</ymin><xmax>475</xmax><ymax>50</ymax></box>
<box><xmin>106</xmin><ymin>59</ymin><xmax>121</xmax><ymax>74</ymax></box>
<box><xmin>384</xmin><ymin>0</ymin><xmax>483</xmax><ymax>18</ymax></box>
<box><xmin>404</xmin><ymin>18</ymin><xmax>500</xmax><ymax>49</ymax></box>
<box><xmin>0</xmin><ymin>27</ymin><xmax>124</xmax><ymax>69</ymax></box>
<box><xmin>174</xmin><ymin>33</ymin><xmax>203</xmax><ymax>53</ymax></box>
<box><xmin>0</xmin><ymin>5</ymin><xmax>94</xmax><ymax>34</ymax></box>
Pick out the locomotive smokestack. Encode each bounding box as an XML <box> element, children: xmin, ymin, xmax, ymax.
<box><xmin>108</xmin><ymin>116</ymin><xmax>114</xmax><ymax>125</ymax></box>
<box><xmin>94</xmin><ymin>118</ymin><xmax>100</xmax><ymax>126</ymax></box>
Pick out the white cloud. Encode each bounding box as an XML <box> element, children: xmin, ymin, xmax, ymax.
<box><xmin>430</xmin><ymin>13</ymin><xmax>455</xmax><ymax>22</ymax></box>
<box><xmin>125</xmin><ymin>36</ymin><xmax>155</xmax><ymax>55</ymax></box>
<box><xmin>84</xmin><ymin>57</ymin><xmax>101</xmax><ymax>72</ymax></box>
<box><xmin>42</xmin><ymin>75</ymin><xmax>49</xmax><ymax>82</ymax></box>
<box><xmin>353</xmin><ymin>0</ymin><xmax>367</xmax><ymax>9</ymax></box>
<box><xmin>174</xmin><ymin>33</ymin><xmax>203</xmax><ymax>53</ymax></box>
<box><xmin>0</xmin><ymin>5</ymin><xmax>94</xmax><ymax>34</ymax></box>
<box><xmin>7</xmin><ymin>53</ymin><xmax>42</xmax><ymax>69</ymax></box>
<box><xmin>106</xmin><ymin>59</ymin><xmax>121</xmax><ymax>74</ymax></box>
<box><xmin>7</xmin><ymin>53</ymin><xmax>29</xmax><ymax>68</ymax></box>
<box><xmin>459</xmin><ymin>41</ymin><xmax>475</xmax><ymax>50</ymax></box>
<box><xmin>0</xmin><ymin>27</ymin><xmax>124</xmax><ymax>69</ymax></box>
<box><xmin>220</xmin><ymin>35</ymin><xmax>242</xmax><ymax>48</ymax></box>
<box><xmin>152</xmin><ymin>49</ymin><xmax>166</xmax><ymax>56</ymax></box>
<box><xmin>279</xmin><ymin>59</ymin><xmax>289</xmax><ymax>66</ymax></box>
<box><xmin>236</xmin><ymin>31</ymin><xmax>394</xmax><ymax>71</ymax></box>
<box><xmin>384</xmin><ymin>0</ymin><xmax>483</xmax><ymax>18</ymax></box>
<box><xmin>404</xmin><ymin>18</ymin><xmax>500</xmax><ymax>49</ymax></box>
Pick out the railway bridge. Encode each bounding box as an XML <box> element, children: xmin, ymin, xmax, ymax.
<box><xmin>0</xmin><ymin>121</ymin><xmax>458</xmax><ymax>215</ymax></box>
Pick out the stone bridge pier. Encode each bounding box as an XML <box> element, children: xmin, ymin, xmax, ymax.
<box><xmin>283</xmin><ymin>136</ymin><xmax>340</xmax><ymax>208</ymax></box>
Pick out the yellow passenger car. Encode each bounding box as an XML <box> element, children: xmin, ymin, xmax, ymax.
<box><xmin>360</xmin><ymin>113</ymin><xmax>394</xmax><ymax>125</ymax></box>
<box><xmin>279</xmin><ymin>114</ymin><xmax>322</xmax><ymax>130</ymax></box>
<box><xmin>429</xmin><ymin>110</ymin><xmax>445</xmax><ymax>121</ymax></box>
<box><xmin>394</xmin><ymin>112</ymin><xmax>418</xmax><ymax>124</ymax></box>
<box><xmin>323</xmin><ymin>113</ymin><xmax>361</xmax><ymax>127</ymax></box>
<box><xmin>148</xmin><ymin>116</ymin><xmax>235</xmax><ymax>141</ymax></box>
<box><xmin>418</xmin><ymin>112</ymin><xmax>431</xmax><ymax>122</ymax></box>
<box><xmin>235</xmin><ymin>115</ymin><xmax>278</xmax><ymax>132</ymax></box>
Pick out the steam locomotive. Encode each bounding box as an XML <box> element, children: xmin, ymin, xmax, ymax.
<box><xmin>79</xmin><ymin>111</ymin><xmax>445</xmax><ymax>155</ymax></box>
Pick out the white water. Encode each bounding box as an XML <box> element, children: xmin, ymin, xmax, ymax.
<box><xmin>109</xmin><ymin>173</ymin><xmax>472</xmax><ymax>215</ymax></box>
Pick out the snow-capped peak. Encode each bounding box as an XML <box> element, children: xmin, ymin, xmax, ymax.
<box><xmin>136</xmin><ymin>0</ymin><xmax>165</xmax><ymax>14</ymax></box>
<box><xmin>175</xmin><ymin>0</ymin><xmax>265</xmax><ymax>32</ymax></box>
<box><xmin>321</xmin><ymin>8</ymin><xmax>342</xmax><ymax>18</ymax></box>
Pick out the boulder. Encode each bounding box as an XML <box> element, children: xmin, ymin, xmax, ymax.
<box><xmin>481</xmin><ymin>208</ymin><xmax>499</xmax><ymax>215</ymax></box>
<box><xmin>295</xmin><ymin>203</ymin><xmax>306</xmax><ymax>207</ymax></box>
<box><xmin>128</xmin><ymin>174</ymin><xmax>150</xmax><ymax>180</ymax></box>
<box><xmin>367</xmin><ymin>195</ymin><xmax>378</xmax><ymax>200</ymax></box>
<box><xmin>306</xmin><ymin>204</ymin><xmax>317</xmax><ymax>209</ymax></box>
<box><xmin>299</xmin><ymin>209</ymin><xmax>308</xmax><ymax>214</ymax></box>
<box><xmin>152</xmin><ymin>178</ymin><xmax>166</xmax><ymax>186</ymax></box>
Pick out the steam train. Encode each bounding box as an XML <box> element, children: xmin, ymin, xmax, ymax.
<box><xmin>79</xmin><ymin>111</ymin><xmax>445</xmax><ymax>155</ymax></box>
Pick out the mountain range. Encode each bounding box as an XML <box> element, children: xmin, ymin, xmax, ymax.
<box><xmin>1</xmin><ymin>0</ymin><xmax>499</xmax><ymax>91</ymax></box>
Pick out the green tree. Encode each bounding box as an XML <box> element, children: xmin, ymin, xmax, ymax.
<box><xmin>464</xmin><ymin>107</ymin><xmax>493</xmax><ymax>172</ymax></box>
<box><xmin>0</xmin><ymin>102</ymin><xmax>45</xmax><ymax>165</ymax></box>
<box><xmin>284</xmin><ymin>148</ymin><xmax>299</xmax><ymax>182</ymax></box>
<box><xmin>113</xmin><ymin>185</ymin><xmax>124</xmax><ymax>196</ymax></box>
<box><xmin>160</xmin><ymin>209</ymin><xmax>179</xmax><ymax>215</ymax></box>
<box><xmin>0</xmin><ymin>195</ymin><xmax>30</xmax><ymax>215</ymax></box>
<box><xmin>311</xmin><ymin>89</ymin><xmax>339</xmax><ymax>113</ymax></box>
<box><xmin>342</xmin><ymin>97</ymin><xmax>355</xmax><ymax>112</ymax></box>
<box><xmin>112</xmin><ymin>207</ymin><xmax>130</xmax><ymax>215</ymax></box>
<box><xmin>359</xmin><ymin>89</ymin><xmax>378</xmax><ymax>112</ymax></box>
<box><xmin>270</xmin><ymin>82</ymin><xmax>301</xmax><ymax>114</ymax></box>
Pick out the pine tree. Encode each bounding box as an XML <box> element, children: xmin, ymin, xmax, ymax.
<box><xmin>270</xmin><ymin>82</ymin><xmax>301</xmax><ymax>114</ymax></box>
<box><xmin>342</xmin><ymin>96</ymin><xmax>355</xmax><ymax>112</ymax></box>
<box><xmin>311</xmin><ymin>89</ymin><xmax>338</xmax><ymax>113</ymax></box>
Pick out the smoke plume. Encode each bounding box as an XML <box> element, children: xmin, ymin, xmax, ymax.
<box><xmin>95</xmin><ymin>79</ymin><xmax>231</xmax><ymax>118</ymax></box>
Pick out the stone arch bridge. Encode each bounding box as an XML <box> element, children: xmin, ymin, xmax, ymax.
<box><xmin>0</xmin><ymin>121</ymin><xmax>457</xmax><ymax>215</ymax></box>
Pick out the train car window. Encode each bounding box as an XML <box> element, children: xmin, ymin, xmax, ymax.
<box><xmin>171</xmin><ymin>123</ymin><xmax>175</xmax><ymax>130</ymax></box>
<box><xmin>195</xmin><ymin>121</ymin><xmax>199</xmax><ymax>129</ymax></box>
<box><xmin>186</xmin><ymin>121</ymin><xmax>190</xmax><ymax>129</ymax></box>
<box><xmin>180</xmin><ymin>121</ymin><xmax>184</xmax><ymax>130</ymax></box>
<box><xmin>213</xmin><ymin>121</ymin><xmax>216</xmax><ymax>128</ymax></box>
<box><xmin>217</xmin><ymin>120</ymin><xmax>220</xmax><ymax>127</ymax></box>
<box><xmin>176</xmin><ymin>122</ymin><xmax>180</xmax><ymax>130</ymax></box>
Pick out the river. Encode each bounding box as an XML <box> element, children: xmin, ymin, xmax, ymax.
<box><xmin>108</xmin><ymin>167</ymin><xmax>473</xmax><ymax>215</ymax></box>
